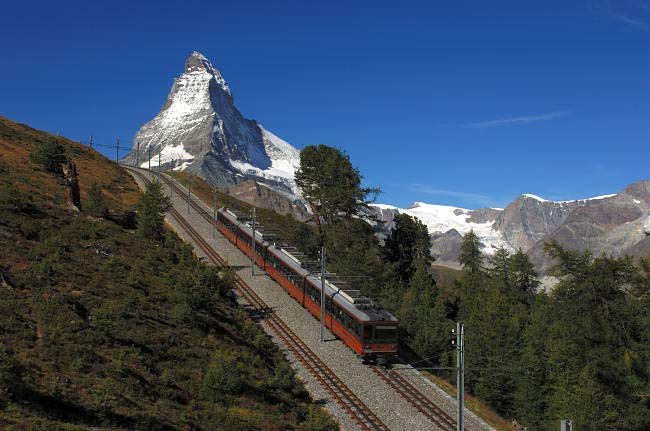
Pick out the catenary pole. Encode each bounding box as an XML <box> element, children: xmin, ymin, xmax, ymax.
<box><xmin>212</xmin><ymin>187</ymin><xmax>217</xmax><ymax>238</ymax></box>
<box><xmin>116</xmin><ymin>139</ymin><xmax>120</xmax><ymax>163</ymax></box>
<box><xmin>169</xmin><ymin>159</ymin><xmax>174</xmax><ymax>198</ymax></box>
<box><xmin>158</xmin><ymin>150</ymin><xmax>161</xmax><ymax>180</ymax></box>
<box><xmin>136</xmin><ymin>141</ymin><xmax>140</xmax><ymax>168</ymax></box>
<box><xmin>320</xmin><ymin>246</ymin><xmax>326</xmax><ymax>342</ymax></box>
<box><xmin>148</xmin><ymin>147</ymin><xmax>151</xmax><ymax>171</ymax></box>
<box><xmin>187</xmin><ymin>178</ymin><xmax>191</xmax><ymax>214</ymax></box>
<box><xmin>251</xmin><ymin>207</ymin><xmax>256</xmax><ymax>276</ymax></box>
<box><xmin>89</xmin><ymin>136</ymin><xmax>93</xmax><ymax>149</ymax></box>
<box><xmin>457</xmin><ymin>321</ymin><xmax>465</xmax><ymax>431</ymax></box>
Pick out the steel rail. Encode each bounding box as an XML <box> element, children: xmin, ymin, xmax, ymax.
<box><xmin>370</xmin><ymin>365</ymin><xmax>460</xmax><ymax>431</ymax></box>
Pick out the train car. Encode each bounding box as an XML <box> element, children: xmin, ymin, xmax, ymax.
<box><xmin>216</xmin><ymin>208</ymin><xmax>399</xmax><ymax>364</ymax></box>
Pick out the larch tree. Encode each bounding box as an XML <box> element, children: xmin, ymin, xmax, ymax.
<box><xmin>458</xmin><ymin>229</ymin><xmax>482</xmax><ymax>274</ymax></box>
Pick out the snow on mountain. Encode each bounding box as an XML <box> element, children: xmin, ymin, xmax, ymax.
<box><xmin>372</xmin><ymin>202</ymin><xmax>508</xmax><ymax>254</ymax></box>
<box><xmin>522</xmin><ymin>193</ymin><xmax>617</xmax><ymax>204</ymax></box>
<box><xmin>229</xmin><ymin>126</ymin><xmax>301</xmax><ymax>194</ymax></box>
<box><xmin>373</xmin><ymin>182</ymin><xmax>650</xmax><ymax>273</ymax></box>
<box><xmin>122</xmin><ymin>51</ymin><xmax>300</xmax><ymax>194</ymax></box>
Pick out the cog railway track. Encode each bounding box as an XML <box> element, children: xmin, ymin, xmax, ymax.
<box><xmin>370</xmin><ymin>365</ymin><xmax>460</xmax><ymax>431</ymax></box>
<box><xmin>125</xmin><ymin>167</ymin><xmax>389</xmax><ymax>431</ymax></box>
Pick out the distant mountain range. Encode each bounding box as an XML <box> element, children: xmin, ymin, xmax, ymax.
<box><xmin>371</xmin><ymin>182</ymin><xmax>650</xmax><ymax>272</ymax></box>
<box><xmin>123</xmin><ymin>52</ymin><xmax>649</xmax><ymax>272</ymax></box>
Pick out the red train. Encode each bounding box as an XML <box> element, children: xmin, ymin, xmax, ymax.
<box><xmin>216</xmin><ymin>208</ymin><xmax>399</xmax><ymax>364</ymax></box>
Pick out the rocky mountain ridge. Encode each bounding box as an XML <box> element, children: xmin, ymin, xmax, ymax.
<box><xmin>122</xmin><ymin>51</ymin><xmax>301</xmax><ymax>196</ymax></box>
<box><xmin>372</xmin><ymin>182</ymin><xmax>650</xmax><ymax>272</ymax></box>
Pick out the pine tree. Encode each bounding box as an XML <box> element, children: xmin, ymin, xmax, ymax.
<box><xmin>136</xmin><ymin>179</ymin><xmax>172</xmax><ymax>240</ymax></box>
<box><xmin>294</xmin><ymin>144</ymin><xmax>379</xmax><ymax>223</ymax></box>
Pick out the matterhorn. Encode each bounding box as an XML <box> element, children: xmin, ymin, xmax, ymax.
<box><xmin>122</xmin><ymin>51</ymin><xmax>300</xmax><ymax>195</ymax></box>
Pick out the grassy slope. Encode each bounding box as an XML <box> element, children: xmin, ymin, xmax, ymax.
<box><xmin>0</xmin><ymin>117</ymin><xmax>336</xmax><ymax>431</ymax></box>
<box><xmin>0</xmin><ymin>117</ymin><xmax>141</xmax><ymax>211</ymax></box>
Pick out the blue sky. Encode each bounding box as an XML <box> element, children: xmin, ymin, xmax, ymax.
<box><xmin>1</xmin><ymin>0</ymin><xmax>649</xmax><ymax>208</ymax></box>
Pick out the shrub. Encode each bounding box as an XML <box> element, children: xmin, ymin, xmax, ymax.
<box><xmin>0</xmin><ymin>186</ymin><xmax>40</xmax><ymax>214</ymax></box>
<box><xmin>29</xmin><ymin>139</ymin><xmax>68</xmax><ymax>175</ymax></box>
<box><xmin>201</xmin><ymin>348</ymin><xmax>245</xmax><ymax>401</ymax></box>
<box><xmin>0</xmin><ymin>345</ymin><xmax>21</xmax><ymax>405</ymax></box>
<box><xmin>85</xmin><ymin>182</ymin><xmax>107</xmax><ymax>217</ymax></box>
<box><xmin>297</xmin><ymin>406</ymin><xmax>339</xmax><ymax>431</ymax></box>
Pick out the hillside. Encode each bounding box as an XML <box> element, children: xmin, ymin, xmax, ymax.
<box><xmin>0</xmin><ymin>117</ymin><xmax>336</xmax><ymax>430</ymax></box>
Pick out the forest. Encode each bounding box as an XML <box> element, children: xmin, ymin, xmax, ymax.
<box><xmin>291</xmin><ymin>144</ymin><xmax>650</xmax><ymax>431</ymax></box>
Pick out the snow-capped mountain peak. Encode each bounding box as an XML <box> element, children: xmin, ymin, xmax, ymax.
<box><xmin>184</xmin><ymin>51</ymin><xmax>230</xmax><ymax>95</ymax></box>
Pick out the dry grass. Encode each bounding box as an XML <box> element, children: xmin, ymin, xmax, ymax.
<box><xmin>422</xmin><ymin>372</ymin><xmax>518</xmax><ymax>431</ymax></box>
<box><xmin>0</xmin><ymin>116</ymin><xmax>140</xmax><ymax>211</ymax></box>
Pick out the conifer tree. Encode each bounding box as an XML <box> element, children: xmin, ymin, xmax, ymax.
<box><xmin>509</xmin><ymin>248</ymin><xmax>539</xmax><ymax>301</ymax></box>
<box><xmin>458</xmin><ymin>230</ymin><xmax>482</xmax><ymax>274</ymax></box>
<box><xmin>384</xmin><ymin>213</ymin><xmax>432</xmax><ymax>282</ymax></box>
<box><xmin>29</xmin><ymin>139</ymin><xmax>68</xmax><ymax>175</ymax></box>
<box><xmin>136</xmin><ymin>179</ymin><xmax>172</xmax><ymax>240</ymax></box>
<box><xmin>486</xmin><ymin>246</ymin><xmax>511</xmax><ymax>287</ymax></box>
<box><xmin>294</xmin><ymin>144</ymin><xmax>379</xmax><ymax>223</ymax></box>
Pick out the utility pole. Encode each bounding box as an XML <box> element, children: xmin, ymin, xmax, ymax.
<box><xmin>320</xmin><ymin>246</ymin><xmax>326</xmax><ymax>342</ymax></box>
<box><xmin>136</xmin><ymin>141</ymin><xmax>140</xmax><ymax>168</ymax></box>
<box><xmin>89</xmin><ymin>136</ymin><xmax>93</xmax><ymax>149</ymax></box>
<box><xmin>251</xmin><ymin>207</ymin><xmax>256</xmax><ymax>276</ymax></box>
<box><xmin>116</xmin><ymin>138</ymin><xmax>120</xmax><ymax>163</ymax></box>
<box><xmin>456</xmin><ymin>322</ymin><xmax>465</xmax><ymax>431</ymax></box>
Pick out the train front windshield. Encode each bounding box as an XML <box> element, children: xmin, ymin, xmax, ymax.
<box><xmin>372</xmin><ymin>325</ymin><xmax>398</xmax><ymax>343</ymax></box>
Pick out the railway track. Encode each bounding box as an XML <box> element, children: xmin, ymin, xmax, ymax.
<box><xmin>370</xmin><ymin>365</ymin><xmax>460</xmax><ymax>431</ymax></box>
<box><xmin>144</xmin><ymin>167</ymin><xmax>468</xmax><ymax>431</ymax></box>
<box><xmin>125</xmin><ymin>167</ymin><xmax>389</xmax><ymax>431</ymax></box>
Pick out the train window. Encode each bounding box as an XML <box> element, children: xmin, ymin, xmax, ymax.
<box><xmin>363</xmin><ymin>325</ymin><xmax>372</xmax><ymax>340</ymax></box>
<box><xmin>373</xmin><ymin>326</ymin><xmax>398</xmax><ymax>342</ymax></box>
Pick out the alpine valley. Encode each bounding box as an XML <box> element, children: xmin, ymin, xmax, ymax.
<box><xmin>124</xmin><ymin>52</ymin><xmax>650</xmax><ymax>273</ymax></box>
